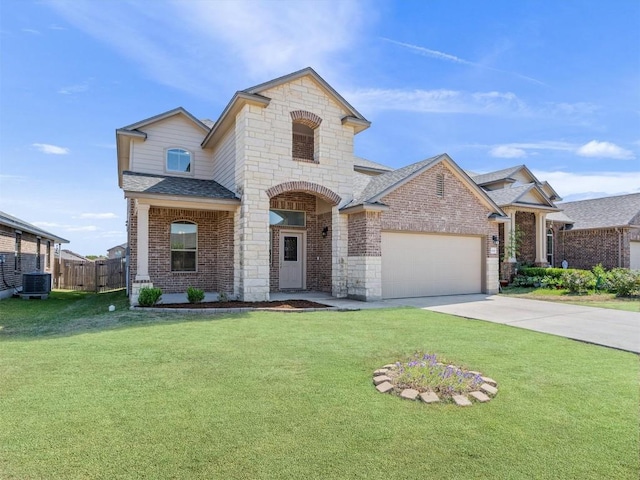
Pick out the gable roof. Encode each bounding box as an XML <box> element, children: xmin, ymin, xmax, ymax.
<box><xmin>121</xmin><ymin>171</ymin><xmax>239</xmax><ymax>201</ymax></box>
<box><xmin>344</xmin><ymin>153</ymin><xmax>506</xmax><ymax>218</ymax></box>
<box><xmin>118</xmin><ymin>106</ymin><xmax>210</xmax><ymax>133</ymax></box>
<box><xmin>484</xmin><ymin>183</ymin><xmax>558</xmax><ymax>210</ymax></box>
<box><xmin>0</xmin><ymin>211</ymin><xmax>69</xmax><ymax>243</ymax></box>
<box><xmin>471</xmin><ymin>164</ymin><xmax>539</xmax><ymax>187</ymax></box>
<box><xmin>547</xmin><ymin>193</ymin><xmax>640</xmax><ymax>230</ymax></box>
<box><xmin>202</xmin><ymin>67</ymin><xmax>371</xmax><ymax>148</ymax></box>
<box><xmin>353</xmin><ymin>157</ymin><xmax>394</xmax><ymax>174</ymax></box>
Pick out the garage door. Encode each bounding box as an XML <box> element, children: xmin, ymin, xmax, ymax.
<box><xmin>631</xmin><ymin>241</ymin><xmax>640</xmax><ymax>270</ymax></box>
<box><xmin>381</xmin><ymin>232</ymin><xmax>482</xmax><ymax>299</ymax></box>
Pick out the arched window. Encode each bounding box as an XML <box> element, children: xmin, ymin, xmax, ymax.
<box><xmin>166</xmin><ymin>148</ymin><xmax>192</xmax><ymax>173</ymax></box>
<box><xmin>290</xmin><ymin>110</ymin><xmax>322</xmax><ymax>163</ymax></box>
<box><xmin>171</xmin><ymin>221</ymin><xmax>197</xmax><ymax>271</ymax></box>
<box><xmin>546</xmin><ymin>228</ymin><xmax>554</xmax><ymax>266</ymax></box>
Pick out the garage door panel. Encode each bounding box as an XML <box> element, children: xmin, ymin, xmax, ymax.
<box><xmin>382</xmin><ymin>232</ymin><xmax>482</xmax><ymax>299</ymax></box>
<box><xmin>631</xmin><ymin>241</ymin><xmax>640</xmax><ymax>270</ymax></box>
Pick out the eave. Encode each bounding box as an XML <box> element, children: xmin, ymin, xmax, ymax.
<box><xmin>124</xmin><ymin>191</ymin><xmax>240</xmax><ymax>212</ymax></box>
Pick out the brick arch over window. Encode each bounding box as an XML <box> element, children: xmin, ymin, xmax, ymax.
<box><xmin>290</xmin><ymin>110</ymin><xmax>322</xmax><ymax>129</ymax></box>
<box><xmin>266</xmin><ymin>181</ymin><xmax>341</xmax><ymax>206</ymax></box>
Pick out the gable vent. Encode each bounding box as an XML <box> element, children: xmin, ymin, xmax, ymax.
<box><xmin>436</xmin><ymin>173</ymin><xmax>445</xmax><ymax>198</ymax></box>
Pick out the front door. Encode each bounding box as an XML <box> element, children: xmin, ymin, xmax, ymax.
<box><xmin>279</xmin><ymin>232</ymin><xmax>305</xmax><ymax>289</ymax></box>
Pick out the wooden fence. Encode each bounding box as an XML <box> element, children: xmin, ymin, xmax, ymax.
<box><xmin>54</xmin><ymin>258</ymin><xmax>126</xmax><ymax>292</ymax></box>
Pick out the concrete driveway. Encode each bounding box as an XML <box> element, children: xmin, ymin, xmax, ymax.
<box><xmin>386</xmin><ymin>294</ymin><xmax>640</xmax><ymax>353</ymax></box>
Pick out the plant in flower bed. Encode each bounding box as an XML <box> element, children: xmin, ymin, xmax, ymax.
<box><xmin>388</xmin><ymin>351</ymin><xmax>484</xmax><ymax>397</ymax></box>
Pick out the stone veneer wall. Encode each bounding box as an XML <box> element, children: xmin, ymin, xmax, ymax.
<box><xmin>269</xmin><ymin>192</ymin><xmax>332</xmax><ymax>292</ymax></box>
<box><xmin>515</xmin><ymin>211</ymin><xmax>536</xmax><ymax>265</ymax></box>
<box><xmin>129</xmin><ymin>205</ymin><xmax>234</xmax><ymax>294</ymax></box>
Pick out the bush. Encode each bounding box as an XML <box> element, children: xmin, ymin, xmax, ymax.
<box><xmin>561</xmin><ymin>270</ymin><xmax>596</xmax><ymax>294</ymax></box>
<box><xmin>519</xmin><ymin>267</ymin><xmax>568</xmax><ymax>279</ymax></box>
<box><xmin>138</xmin><ymin>287</ymin><xmax>162</xmax><ymax>306</ymax></box>
<box><xmin>511</xmin><ymin>275</ymin><xmax>543</xmax><ymax>287</ymax></box>
<box><xmin>541</xmin><ymin>275</ymin><xmax>564</xmax><ymax>289</ymax></box>
<box><xmin>186</xmin><ymin>286</ymin><xmax>205</xmax><ymax>304</ymax></box>
<box><xmin>608</xmin><ymin>268</ymin><xmax>640</xmax><ymax>297</ymax></box>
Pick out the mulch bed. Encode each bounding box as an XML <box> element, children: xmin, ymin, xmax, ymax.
<box><xmin>142</xmin><ymin>300</ymin><xmax>330</xmax><ymax>309</ymax></box>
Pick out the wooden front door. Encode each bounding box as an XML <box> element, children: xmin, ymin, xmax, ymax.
<box><xmin>279</xmin><ymin>232</ymin><xmax>305</xmax><ymax>289</ymax></box>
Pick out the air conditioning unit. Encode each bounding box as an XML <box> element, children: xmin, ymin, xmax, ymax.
<box><xmin>21</xmin><ymin>272</ymin><xmax>52</xmax><ymax>299</ymax></box>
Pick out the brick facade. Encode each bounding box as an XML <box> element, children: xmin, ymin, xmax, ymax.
<box><xmin>128</xmin><ymin>204</ymin><xmax>234</xmax><ymax>295</ymax></box>
<box><xmin>348</xmin><ymin>211</ymin><xmax>382</xmax><ymax>257</ymax></box>
<box><xmin>515</xmin><ymin>211</ymin><xmax>536</xmax><ymax>264</ymax></box>
<box><xmin>549</xmin><ymin>226</ymin><xmax>632</xmax><ymax>270</ymax></box>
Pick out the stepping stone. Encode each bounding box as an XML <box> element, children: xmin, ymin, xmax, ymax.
<box><xmin>373</xmin><ymin>369</ymin><xmax>388</xmax><ymax>376</ymax></box>
<box><xmin>469</xmin><ymin>391</ymin><xmax>491</xmax><ymax>402</ymax></box>
<box><xmin>480</xmin><ymin>383</ymin><xmax>498</xmax><ymax>395</ymax></box>
<box><xmin>382</xmin><ymin>364</ymin><xmax>396</xmax><ymax>369</ymax></box>
<box><xmin>419</xmin><ymin>391</ymin><xmax>440</xmax><ymax>403</ymax></box>
<box><xmin>481</xmin><ymin>376</ymin><xmax>497</xmax><ymax>386</ymax></box>
<box><xmin>376</xmin><ymin>381</ymin><xmax>394</xmax><ymax>393</ymax></box>
<box><xmin>373</xmin><ymin>375</ymin><xmax>391</xmax><ymax>385</ymax></box>
<box><xmin>400</xmin><ymin>389</ymin><xmax>419</xmax><ymax>400</ymax></box>
<box><xmin>468</xmin><ymin>371</ymin><xmax>482</xmax><ymax>375</ymax></box>
<box><xmin>452</xmin><ymin>395</ymin><xmax>472</xmax><ymax>406</ymax></box>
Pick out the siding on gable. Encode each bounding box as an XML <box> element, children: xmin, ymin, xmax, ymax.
<box><xmin>130</xmin><ymin>115</ymin><xmax>212</xmax><ymax>179</ymax></box>
<box><xmin>211</xmin><ymin>126</ymin><xmax>236</xmax><ymax>192</ymax></box>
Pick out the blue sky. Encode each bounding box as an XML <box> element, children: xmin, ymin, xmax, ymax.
<box><xmin>1</xmin><ymin>0</ymin><xmax>639</xmax><ymax>256</ymax></box>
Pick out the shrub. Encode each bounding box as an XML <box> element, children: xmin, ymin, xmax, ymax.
<box><xmin>561</xmin><ymin>270</ymin><xmax>596</xmax><ymax>294</ymax></box>
<box><xmin>512</xmin><ymin>275</ymin><xmax>543</xmax><ymax>287</ymax></box>
<box><xmin>186</xmin><ymin>286</ymin><xmax>205</xmax><ymax>303</ymax></box>
<box><xmin>137</xmin><ymin>287</ymin><xmax>162</xmax><ymax>306</ymax></box>
<box><xmin>591</xmin><ymin>264</ymin><xmax>612</xmax><ymax>291</ymax></box>
<box><xmin>519</xmin><ymin>267</ymin><xmax>567</xmax><ymax>279</ymax></box>
<box><xmin>608</xmin><ymin>268</ymin><xmax>640</xmax><ymax>297</ymax></box>
<box><xmin>541</xmin><ymin>275</ymin><xmax>564</xmax><ymax>289</ymax></box>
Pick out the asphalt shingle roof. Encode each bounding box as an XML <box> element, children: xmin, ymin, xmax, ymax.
<box><xmin>0</xmin><ymin>210</ymin><xmax>69</xmax><ymax>243</ymax></box>
<box><xmin>471</xmin><ymin>166</ymin><xmax>523</xmax><ymax>186</ymax></box>
<box><xmin>548</xmin><ymin>193</ymin><xmax>640</xmax><ymax>229</ymax></box>
<box><xmin>353</xmin><ymin>157</ymin><xmax>393</xmax><ymax>172</ymax></box>
<box><xmin>484</xmin><ymin>184</ymin><xmax>536</xmax><ymax>206</ymax></box>
<box><xmin>122</xmin><ymin>171</ymin><xmax>238</xmax><ymax>200</ymax></box>
<box><xmin>347</xmin><ymin>154</ymin><xmax>444</xmax><ymax>207</ymax></box>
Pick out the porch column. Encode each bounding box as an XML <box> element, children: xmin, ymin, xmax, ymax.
<box><xmin>504</xmin><ymin>209</ymin><xmax>517</xmax><ymax>262</ymax></box>
<box><xmin>136</xmin><ymin>202</ymin><xmax>150</xmax><ymax>281</ymax></box>
<box><xmin>535</xmin><ymin>212</ymin><xmax>547</xmax><ymax>265</ymax></box>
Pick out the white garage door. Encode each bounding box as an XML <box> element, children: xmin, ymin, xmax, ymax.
<box><xmin>630</xmin><ymin>241</ymin><xmax>640</xmax><ymax>270</ymax></box>
<box><xmin>382</xmin><ymin>232</ymin><xmax>482</xmax><ymax>299</ymax></box>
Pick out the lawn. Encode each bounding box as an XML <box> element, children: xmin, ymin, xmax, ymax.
<box><xmin>1</xmin><ymin>292</ymin><xmax>638</xmax><ymax>479</ymax></box>
<box><xmin>501</xmin><ymin>287</ymin><xmax>640</xmax><ymax>312</ymax></box>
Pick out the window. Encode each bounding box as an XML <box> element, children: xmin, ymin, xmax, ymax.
<box><xmin>36</xmin><ymin>238</ymin><xmax>41</xmax><ymax>270</ymax></box>
<box><xmin>166</xmin><ymin>148</ymin><xmax>191</xmax><ymax>173</ymax></box>
<box><xmin>436</xmin><ymin>173</ymin><xmax>445</xmax><ymax>198</ymax></box>
<box><xmin>546</xmin><ymin>228</ymin><xmax>554</xmax><ymax>266</ymax></box>
<box><xmin>292</xmin><ymin>123</ymin><xmax>315</xmax><ymax>162</ymax></box>
<box><xmin>269</xmin><ymin>209</ymin><xmax>305</xmax><ymax>227</ymax></box>
<box><xmin>46</xmin><ymin>241</ymin><xmax>51</xmax><ymax>270</ymax></box>
<box><xmin>14</xmin><ymin>232</ymin><xmax>21</xmax><ymax>271</ymax></box>
<box><xmin>171</xmin><ymin>221</ymin><xmax>197</xmax><ymax>271</ymax></box>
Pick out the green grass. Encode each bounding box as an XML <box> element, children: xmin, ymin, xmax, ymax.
<box><xmin>0</xmin><ymin>294</ymin><xmax>638</xmax><ymax>479</ymax></box>
<box><xmin>501</xmin><ymin>287</ymin><xmax>640</xmax><ymax>312</ymax></box>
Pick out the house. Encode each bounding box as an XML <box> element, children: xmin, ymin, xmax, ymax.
<box><xmin>116</xmin><ymin>67</ymin><xmax>512</xmax><ymax>304</ymax></box>
<box><xmin>107</xmin><ymin>242</ymin><xmax>127</xmax><ymax>259</ymax></box>
<box><xmin>547</xmin><ymin>193</ymin><xmax>640</xmax><ymax>270</ymax></box>
<box><xmin>0</xmin><ymin>211</ymin><xmax>69</xmax><ymax>300</ymax></box>
<box><xmin>60</xmin><ymin>249</ymin><xmax>93</xmax><ymax>262</ymax></box>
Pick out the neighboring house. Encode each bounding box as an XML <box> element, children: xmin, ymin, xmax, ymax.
<box><xmin>60</xmin><ymin>249</ymin><xmax>93</xmax><ymax>262</ymax></box>
<box><xmin>547</xmin><ymin>193</ymin><xmax>640</xmax><ymax>270</ymax></box>
<box><xmin>116</xmin><ymin>67</ymin><xmax>510</xmax><ymax>304</ymax></box>
<box><xmin>0</xmin><ymin>211</ymin><xmax>69</xmax><ymax>300</ymax></box>
<box><xmin>107</xmin><ymin>242</ymin><xmax>127</xmax><ymax>259</ymax></box>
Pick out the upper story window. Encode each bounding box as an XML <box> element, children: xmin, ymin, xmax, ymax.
<box><xmin>170</xmin><ymin>221</ymin><xmax>197</xmax><ymax>271</ymax></box>
<box><xmin>166</xmin><ymin>148</ymin><xmax>192</xmax><ymax>173</ymax></box>
<box><xmin>290</xmin><ymin>110</ymin><xmax>322</xmax><ymax>163</ymax></box>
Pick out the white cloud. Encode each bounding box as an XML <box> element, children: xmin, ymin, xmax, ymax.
<box><xmin>32</xmin><ymin>143</ymin><xmax>70</xmax><ymax>155</ymax></box>
<box><xmin>58</xmin><ymin>83</ymin><xmax>89</xmax><ymax>95</ymax></box>
<box><xmin>532</xmin><ymin>170</ymin><xmax>640</xmax><ymax>197</ymax></box>
<box><xmin>489</xmin><ymin>145</ymin><xmax>527</xmax><ymax>158</ymax></box>
<box><xmin>22</xmin><ymin>28</ymin><xmax>41</xmax><ymax>35</ymax></box>
<box><xmin>66</xmin><ymin>225</ymin><xmax>98</xmax><ymax>232</ymax></box>
<box><xmin>78</xmin><ymin>213</ymin><xmax>117</xmax><ymax>219</ymax></box>
<box><xmin>48</xmin><ymin>0</ymin><xmax>368</xmax><ymax>99</ymax></box>
<box><xmin>33</xmin><ymin>221</ymin><xmax>62</xmax><ymax>228</ymax></box>
<box><xmin>576</xmin><ymin>140</ymin><xmax>635</xmax><ymax>160</ymax></box>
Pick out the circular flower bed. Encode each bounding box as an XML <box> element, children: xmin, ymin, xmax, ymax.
<box><xmin>373</xmin><ymin>352</ymin><xmax>498</xmax><ymax>406</ymax></box>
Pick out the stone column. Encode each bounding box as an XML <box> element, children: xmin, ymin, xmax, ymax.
<box><xmin>135</xmin><ymin>202</ymin><xmax>150</xmax><ymax>281</ymax></box>
<box><xmin>332</xmin><ymin>206</ymin><xmax>348</xmax><ymax>298</ymax></box>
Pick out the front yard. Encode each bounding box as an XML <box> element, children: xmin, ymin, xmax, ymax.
<box><xmin>1</xmin><ymin>292</ymin><xmax>638</xmax><ymax>479</ymax></box>
<box><xmin>501</xmin><ymin>287</ymin><xmax>640</xmax><ymax>312</ymax></box>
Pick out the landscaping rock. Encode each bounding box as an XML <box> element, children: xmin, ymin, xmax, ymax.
<box><xmin>372</xmin><ymin>375</ymin><xmax>391</xmax><ymax>385</ymax></box>
<box><xmin>400</xmin><ymin>389</ymin><xmax>419</xmax><ymax>400</ymax></box>
<box><xmin>382</xmin><ymin>364</ymin><xmax>396</xmax><ymax>369</ymax></box>
<box><xmin>373</xmin><ymin>369</ymin><xmax>389</xmax><ymax>376</ymax></box>
<box><xmin>469</xmin><ymin>391</ymin><xmax>491</xmax><ymax>402</ymax></box>
<box><xmin>481</xmin><ymin>376</ymin><xmax>497</xmax><ymax>386</ymax></box>
<box><xmin>452</xmin><ymin>395</ymin><xmax>472</xmax><ymax>406</ymax></box>
<box><xmin>419</xmin><ymin>391</ymin><xmax>440</xmax><ymax>403</ymax></box>
<box><xmin>468</xmin><ymin>371</ymin><xmax>482</xmax><ymax>375</ymax></box>
<box><xmin>375</xmin><ymin>381</ymin><xmax>394</xmax><ymax>393</ymax></box>
<box><xmin>480</xmin><ymin>383</ymin><xmax>498</xmax><ymax>395</ymax></box>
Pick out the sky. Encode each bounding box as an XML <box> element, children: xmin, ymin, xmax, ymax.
<box><xmin>1</xmin><ymin>0</ymin><xmax>639</xmax><ymax>256</ymax></box>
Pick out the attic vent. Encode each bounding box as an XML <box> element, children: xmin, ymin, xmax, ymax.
<box><xmin>436</xmin><ymin>173</ymin><xmax>445</xmax><ymax>198</ymax></box>
<box><xmin>21</xmin><ymin>272</ymin><xmax>52</xmax><ymax>299</ymax></box>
